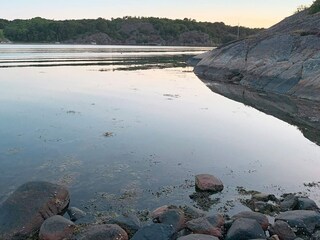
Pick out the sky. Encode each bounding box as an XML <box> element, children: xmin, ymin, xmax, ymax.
<box><xmin>0</xmin><ymin>0</ymin><xmax>314</xmax><ymax>28</ymax></box>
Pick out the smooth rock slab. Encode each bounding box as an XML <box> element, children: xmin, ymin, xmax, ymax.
<box><xmin>226</xmin><ymin>218</ymin><xmax>266</xmax><ymax>240</ymax></box>
<box><xmin>178</xmin><ymin>234</ymin><xmax>219</xmax><ymax>240</ymax></box>
<box><xmin>39</xmin><ymin>215</ymin><xmax>75</xmax><ymax>240</ymax></box>
<box><xmin>232</xmin><ymin>211</ymin><xmax>269</xmax><ymax>231</ymax></box>
<box><xmin>275</xmin><ymin>210</ymin><xmax>320</xmax><ymax>235</ymax></box>
<box><xmin>0</xmin><ymin>182</ymin><xmax>70</xmax><ymax>240</ymax></box>
<box><xmin>195</xmin><ymin>174</ymin><xmax>224</xmax><ymax>192</ymax></box>
<box><xmin>131</xmin><ymin>223</ymin><xmax>176</xmax><ymax>240</ymax></box>
<box><xmin>269</xmin><ymin>220</ymin><xmax>296</xmax><ymax>240</ymax></box>
<box><xmin>76</xmin><ymin>224</ymin><xmax>128</xmax><ymax>240</ymax></box>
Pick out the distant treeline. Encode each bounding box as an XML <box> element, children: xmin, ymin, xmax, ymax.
<box><xmin>0</xmin><ymin>17</ymin><xmax>262</xmax><ymax>46</ymax></box>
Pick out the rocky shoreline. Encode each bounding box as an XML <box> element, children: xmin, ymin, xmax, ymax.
<box><xmin>194</xmin><ymin>10</ymin><xmax>320</xmax><ymax>102</ymax></box>
<box><xmin>1</xmin><ymin>175</ymin><xmax>319</xmax><ymax>240</ymax></box>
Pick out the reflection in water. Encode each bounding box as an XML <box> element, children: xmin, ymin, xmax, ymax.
<box><xmin>199</xmin><ymin>79</ymin><xmax>320</xmax><ymax>146</ymax></box>
<box><xmin>0</xmin><ymin>44</ymin><xmax>212</xmax><ymax>69</ymax></box>
<box><xmin>1</xmin><ymin>45</ymin><xmax>320</xmax><ymax>220</ymax></box>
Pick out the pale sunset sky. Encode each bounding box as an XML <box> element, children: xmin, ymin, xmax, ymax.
<box><xmin>0</xmin><ymin>0</ymin><xmax>314</xmax><ymax>28</ymax></box>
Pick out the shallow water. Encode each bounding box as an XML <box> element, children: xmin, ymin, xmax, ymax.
<box><xmin>0</xmin><ymin>45</ymin><xmax>320</xmax><ymax>219</ymax></box>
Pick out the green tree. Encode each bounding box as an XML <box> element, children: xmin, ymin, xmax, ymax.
<box><xmin>310</xmin><ymin>0</ymin><xmax>320</xmax><ymax>13</ymax></box>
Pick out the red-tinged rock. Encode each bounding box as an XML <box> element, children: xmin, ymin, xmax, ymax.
<box><xmin>269</xmin><ymin>220</ymin><xmax>296</xmax><ymax>240</ymax></box>
<box><xmin>151</xmin><ymin>205</ymin><xmax>170</xmax><ymax>220</ymax></box>
<box><xmin>186</xmin><ymin>214</ymin><xmax>224</xmax><ymax>238</ymax></box>
<box><xmin>39</xmin><ymin>215</ymin><xmax>75</xmax><ymax>240</ymax></box>
<box><xmin>0</xmin><ymin>182</ymin><xmax>70</xmax><ymax>240</ymax></box>
<box><xmin>195</xmin><ymin>174</ymin><xmax>223</xmax><ymax>193</ymax></box>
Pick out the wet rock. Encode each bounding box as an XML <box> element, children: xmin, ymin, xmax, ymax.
<box><xmin>158</xmin><ymin>209</ymin><xmax>185</xmax><ymax>231</ymax></box>
<box><xmin>186</xmin><ymin>214</ymin><xmax>224</xmax><ymax>238</ymax></box>
<box><xmin>252</xmin><ymin>193</ymin><xmax>278</xmax><ymax>202</ymax></box>
<box><xmin>269</xmin><ymin>220</ymin><xmax>296</xmax><ymax>240</ymax></box>
<box><xmin>275</xmin><ymin>210</ymin><xmax>320</xmax><ymax>235</ymax></box>
<box><xmin>248</xmin><ymin>200</ymin><xmax>280</xmax><ymax>214</ymax></box>
<box><xmin>39</xmin><ymin>215</ymin><xmax>75</xmax><ymax>240</ymax></box>
<box><xmin>76</xmin><ymin>224</ymin><xmax>128</xmax><ymax>240</ymax></box>
<box><xmin>296</xmin><ymin>197</ymin><xmax>319</xmax><ymax>210</ymax></box>
<box><xmin>232</xmin><ymin>211</ymin><xmax>269</xmax><ymax>231</ymax></box>
<box><xmin>195</xmin><ymin>174</ymin><xmax>224</xmax><ymax>192</ymax></box>
<box><xmin>226</xmin><ymin>218</ymin><xmax>266</xmax><ymax>240</ymax></box>
<box><xmin>151</xmin><ymin>205</ymin><xmax>170</xmax><ymax>220</ymax></box>
<box><xmin>280</xmin><ymin>194</ymin><xmax>299</xmax><ymax>211</ymax></box>
<box><xmin>0</xmin><ymin>182</ymin><xmax>70</xmax><ymax>240</ymax></box>
<box><xmin>108</xmin><ymin>214</ymin><xmax>141</xmax><ymax>238</ymax></box>
<box><xmin>178</xmin><ymin>234</ymin><xmax>219</xmax><ymax>240</ymax></box>
<box><xmin>67</xmin><ymin>207</ymin><xmax>86</xmax><ymax>222</ymax></box>
<box><xmin>131</xmin><ymin>223</ymin><xmax>176</xmax><ymax>240</ymax></box>
<box><xmin>181</xmin><ymin>205</ymin><xmax>206</xmax><ymax>222</ymax></box>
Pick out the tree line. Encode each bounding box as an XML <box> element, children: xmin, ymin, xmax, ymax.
<box><xmin>0</xmin><ymin>17</ymin><xmax>262</xmax><ymax>46</ymax></box>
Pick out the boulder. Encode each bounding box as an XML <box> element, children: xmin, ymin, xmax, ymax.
<box><xmin>131</xmin><ymin>223</ymin><xmax>176</xmax><ymax>240</ymax></box>
<box><xmin>0</xmin><ymin>182</ymin><xmax>70</xmax><ymax>240</ymax></box>
<box><xmin>39</xmin><ymin>215</ymin><xmax>75</xmax><ymax>240</ymax></box>
<box><xmin>226</xmin><ymin>218</ymin><xmax>266</xmax><ymax>240</ymax></box>
<box><xmin>275</xmin><ymin>210</ymin><xmax>320</xmax><ymax>235</ymax></box>
<box><xmin>269</xmin><ymin>220</ymin><xmax>296</xmax><ymax>240</ymax></box>
<box><xmin>151</xmin><ymin>205</ymin><xmax>170</xmax><ymax>220</ymax></box>
<box><xmin>158</xmin><ymin>209</ymin><xmax>185</xmax><ymax>231</ymax></box>
<box><xmin>76</xmin><ymin>224</ymin><xmax>128</xmax><ymax>240</ymax></box>
<box><xmin>195</xmin><ymin>174</ymin><xmax>224</xmax><ymax>192</ymax></box>
<box><xmin>296</xmin><ymin>197</ymin><xmax>319</xmax><ymax>210</ymax></box>
<box><xmin>232</xmin><ymin>211</ymin><xmax>269</xmax><ymax>231</ymax></box>
<box><xmin>186</xmin><ymin>214</ymin><xmax>224</xmax><ymax>238</ymax></box>
<box><xmin>108</xmin><ymin>214</ymin><xmax>141</xmax><ymax>238</ymax></box>
<box><xmin>280</xmin><ymin>194</ymin><xmax>299</xmax><ymax>211</ymax></box>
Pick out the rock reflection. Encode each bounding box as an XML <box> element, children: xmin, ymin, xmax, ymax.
<box><xmin>199</xmin><ymin>78</ymin><xmax>320</xmax><ymax>146</ymax></box>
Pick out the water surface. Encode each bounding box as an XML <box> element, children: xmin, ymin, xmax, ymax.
<box><xmin>1</xmin><ymin>45</ymin><xmax>320</xmax><ymax>219</ymax></box>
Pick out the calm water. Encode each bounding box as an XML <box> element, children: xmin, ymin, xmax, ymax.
<box><xmin>1</xmin><ymin>45</ymin><xmax>320</xmax><ymax>218</ymax></box>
